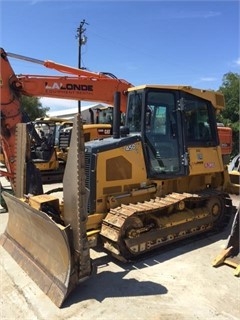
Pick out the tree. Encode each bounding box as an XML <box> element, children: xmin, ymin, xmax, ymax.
<box><xmin>20</xmin><ymin>96</ymin><xmax>49</xmax><ymax>121</ymax></box>
<box><xmin>218</xmin><ymin>72</ymin><xmax>240</xmax><ymax>157</ymax></box>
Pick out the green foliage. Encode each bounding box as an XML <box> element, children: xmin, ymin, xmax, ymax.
<box><xmin>20</xmin><ymin>96</ymin><xmax>49</xmax><ymax>121</ymax></box>
<box><xmin>218</xmin><ymin>72</ymin><xmax>240</xmax><ymax>157</ymax></box>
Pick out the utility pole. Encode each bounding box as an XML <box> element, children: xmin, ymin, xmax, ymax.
<box><xmin>76</xmin><ymin>19</ymin><xmax>88</xmax><ymax>113</ymax></box>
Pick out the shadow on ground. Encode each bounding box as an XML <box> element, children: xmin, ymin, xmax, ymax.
<box><xmin>63</xmin><ymin>269</ymin><xmax>168</xmax><ymax>307</ymax></box>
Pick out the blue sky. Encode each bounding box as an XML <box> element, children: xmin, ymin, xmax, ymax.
<box><xmin>1</xmin><ymin>0</ymin><xmax>239</xmax><ymax>112</ymax></box>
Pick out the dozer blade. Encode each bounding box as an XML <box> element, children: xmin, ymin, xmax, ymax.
<box><xmin>212</xmin><ymin>205</ymin><xmax>240</xmax><ymax>276</ymax></box>
<box><xmin>0</xmin><ymin>192</ymin><xmax>72</xmax><ymax>306</ymax></box>
<box><xmin>0</xmin><ymin>114</ymin><xmax>92</xmax><ymax>307</ymax></box>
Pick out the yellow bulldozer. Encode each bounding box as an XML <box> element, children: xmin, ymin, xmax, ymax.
<box><xmin>1</xmin><ymin>48</ymin><xmax>239</xmax><ymax>307</ymax></box>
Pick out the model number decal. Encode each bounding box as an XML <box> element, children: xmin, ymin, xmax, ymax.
<box><xmin>125</xmin><ymin>144</ymin><xmax>135</xmax><ymax>151</ymax></box>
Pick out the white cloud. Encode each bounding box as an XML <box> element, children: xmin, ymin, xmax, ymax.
<box><xmin>203</xmin><ymin>11</ymin><xmax>221</xmax><ymax>19</ymax></box>
<box><xmin>40</xmin><ymin>97</ymin><xmax>104</xmax><ymax>112</ymax></box>
<box><xmin>40</xmin><ymin>97</ymin><xmax>92</xmax><ymax>112</ymax></box>
<box><xmin>234</xmin><ymin>58</ymin><xmax>240</xmax><ymax>66</ymax></box>
<box><xmin>200</xmin><ymin>77</ymin><xmax>217</xmax><ymax>82</ymax></box>
<box><xmin>171</xmin><ymin>10</ymin><xmax>221</xmax><ymax>20</ymax></box>
<box><xmin>41</xmin><ymin>97</ymin><xmax>76</xmax><ymax>110</ymax></box>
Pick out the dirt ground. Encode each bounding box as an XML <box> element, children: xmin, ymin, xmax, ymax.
<box><xmin>0</xmin><ymin>177</ymin><xmax>239</xmax><ymax>320</ymax></box>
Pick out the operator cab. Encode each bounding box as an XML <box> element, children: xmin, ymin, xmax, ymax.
<box><xmin>125</xmin><ymin>85</ymin><xmax>219</xmax><ymax>179</ymax></box>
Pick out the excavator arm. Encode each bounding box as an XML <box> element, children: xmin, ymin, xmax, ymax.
<box><xmin>5</xmin><ymin>49</ymin><xmax>131</xmax><ymax>110</ymax></box>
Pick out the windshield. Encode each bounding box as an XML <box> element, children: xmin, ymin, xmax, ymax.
<box><xmin>98</xmin><ymin>108</ymin><xmax>113</xmax><ymax>124</ymax></box>
<box><xmin>127</xmin><ymin>90</ymin><xmax>181</xmax><ymax>176</ymax></box>
<box><xmin>145</xmin><ymin>91</ymin><xmax>181</xmax><ymax>174</ymax></box>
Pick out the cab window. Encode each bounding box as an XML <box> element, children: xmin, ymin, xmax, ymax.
<box><xmin>183</xmin><ymin>95</ymin><xmax>216</xmax><ymax>146</ymax></box>
<box><xmin>126</xmin><ymin>92</ymin><xmax>143</xmax><ymax>132</ymax></box>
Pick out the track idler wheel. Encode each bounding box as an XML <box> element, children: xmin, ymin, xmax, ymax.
<box><xmin>206</xmin><ymin>197</ymin><xmax>224</xmax><ymax>229</ymax></box>
<box><xmin>118</xmin><ymin>215</ymin><xmax>144</xmax><ymax>259</ymax></box>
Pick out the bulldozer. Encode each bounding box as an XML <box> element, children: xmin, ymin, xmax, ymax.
<box><xmin>1</xmin><ymin>48</ymin><xmax>238</xmax><ymax>307</ymax></box>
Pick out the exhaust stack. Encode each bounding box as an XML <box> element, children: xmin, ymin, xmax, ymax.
<box><xmin>113</xmin><ymin>91</ymin><xmax>121</xmax><ymax>139</ymax></box>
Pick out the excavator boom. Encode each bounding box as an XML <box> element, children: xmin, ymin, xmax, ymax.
<box><xmin>5</xmin><ymin>49</ymin><xmax>132</xmax><ymax>112</ymax></box>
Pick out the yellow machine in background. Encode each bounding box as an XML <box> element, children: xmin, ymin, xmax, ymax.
<box><xmin>228</xmin><ymin>154</ymin><xmax>240</xmax><ymax>185</ymax></box>
<box><xmin>30</xmin><ymin>117</ymin><xmax>112</xmax><ymax>182</ymax></box>
<box><xmin>0</xmin><ymin>116</ymin><xmax>112</xmax><ymax>182</ymax></box>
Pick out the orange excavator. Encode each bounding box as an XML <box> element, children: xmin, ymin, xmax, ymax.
<box><xmin>1</xmin><ymin>48</ymin><xmax>238</xmax><ymax>307</ymax></box>
<box><xmin>0</xmin><ymin>48</ymin><xmax>132</xmax><ymax>189</ymax></box>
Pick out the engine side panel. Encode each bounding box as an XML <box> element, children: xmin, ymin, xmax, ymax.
<box><xmin>188</xmin><ymin>146</ymin><xmax>224</xmax><ymax>175</ymax></box>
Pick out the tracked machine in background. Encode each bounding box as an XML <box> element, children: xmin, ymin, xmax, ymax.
<box><xmin>0</xmin><ymin>48</ymin><xmax>238</xmax><ymax>307</ymax></box>
<box><xmin>0</xmin><ymin>114</ymin><xmax>112</xmax><ymax>183</ymax></box>
<box><xmin>28</xmin><ymin>117</ymin><xmax>73</xmax><ymax>182</ymax></box>
<box><xmin>29</xmin><ymin>116</ymin><xmax>112</xmax><ymax>182</ymax></box>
